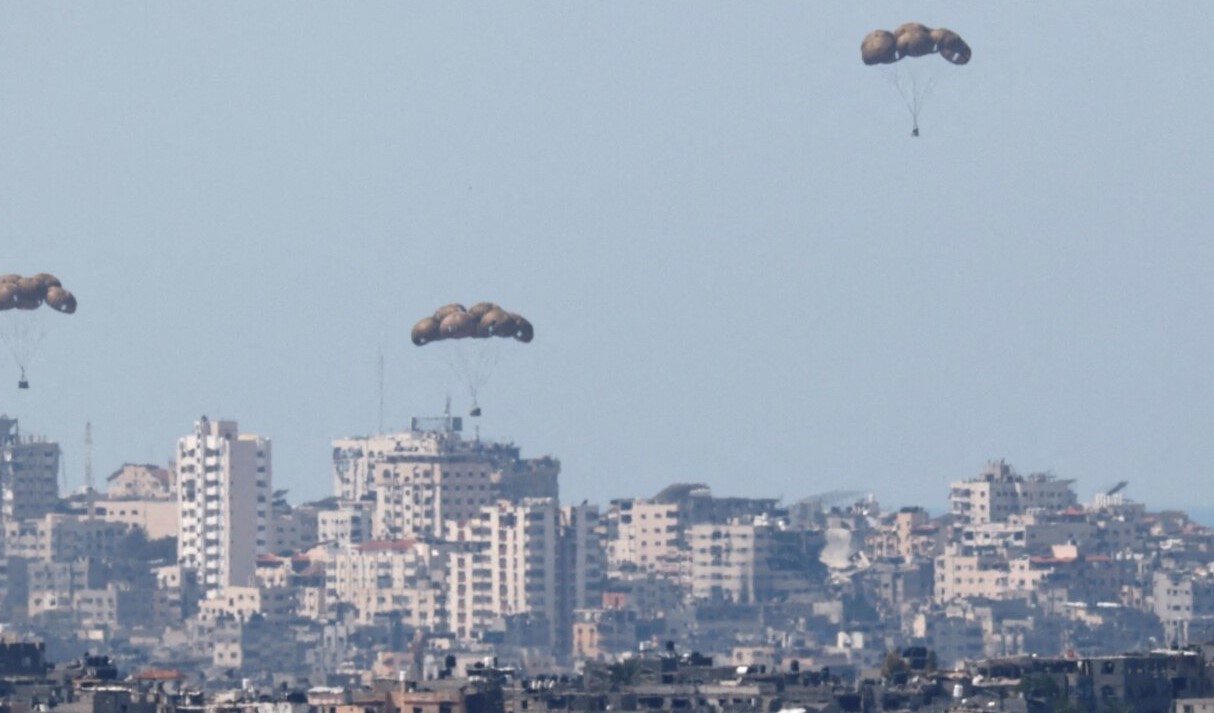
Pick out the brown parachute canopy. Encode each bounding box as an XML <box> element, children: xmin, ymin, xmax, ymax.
<box><xmin>0</xmin><ymin>273</ymin><xmax>77</xmax><ymax>314</ymax></box>
<box><xmin>411</xmin><ymin>303</ymin><xmax>534</xmax><ymax>346</ymax></box>
<box><xmin>861</xmin><ymin>24</ymin><xmax>970</xmax><ymax>65</ymax></box>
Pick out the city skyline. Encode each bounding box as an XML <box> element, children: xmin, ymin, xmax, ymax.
<box><xmin>5</xmin><ymin>409</ymin><xmax>1212</xmax><ymax>683</ymax></box>
<box><xmin>7</xmin><ymin>410</ymin><xmax>1211</xmax><ymax>532</ymax></box>
<box><xmin>4</xmin><ymin>3</ymin><xmax>1213</xmax><ymax>514</ymax></box>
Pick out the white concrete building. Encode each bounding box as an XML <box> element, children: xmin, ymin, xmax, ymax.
<box><xmin>176</xmin><ymin>417</ymin><xmax>271</xmax><ymax>597</ymax></box>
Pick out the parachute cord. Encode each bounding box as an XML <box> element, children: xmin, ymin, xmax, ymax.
<box><xmin>885</xmin><ymin>62</ymin><xmax>950</xmax><ymax>135</ymax></box>
<box><xmin>444</xmin><ymin>342</ymin><xmax>499</xmax><ymax>412</ymax></box>
<box><xmin>917</xmin><ymin>75</ymin><xmax>940</xmax><ymax>118</ymax></box>
<box><xmin>886</xmin><ymin>69</ymin><xmax>919</xmax><ymax>131</ymax></box>
<box><xmin>1</xmin><ymin>313</ymin><xmax>46</xmax><ymax>373</ymax></box>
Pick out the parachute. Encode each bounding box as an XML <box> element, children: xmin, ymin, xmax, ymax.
<box><xmin>411</xmin><ymin>303</ymin><xmax>533</xmax><ymax>416</ymax></box>
<box><xmin>862</xmin><ymin>24</ymin><xmax>970</xmax><ymax>136</ymax></box>
<box><xmin>0</xmin><ymin>273</ymin><xmax>78</xmax><ymax>388</ymax></box>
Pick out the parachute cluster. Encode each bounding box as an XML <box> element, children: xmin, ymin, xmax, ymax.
<box><xmin>0</xmin><ymin>273</ymin><xmax>78</xmax><ymax>314</ymax></box>
<box><xmin>412</xmin><ymin>303</ymin><xmax>534</xmax><ymax>347</ymax></box>
<box><xmin>861</xmin><ymin>24</ymin><xmax>971</xmax><ymax>66</ymax></box>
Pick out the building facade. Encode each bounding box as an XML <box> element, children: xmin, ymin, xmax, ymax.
<box><xmin>950</xmin><ymin>460</ymin><xmax>1078</xmax><ymax>525</ymax></box>
<box><xmin>176</xmin><ymin>417</ymin><xmax>272</xmax><ymax>597</ymax></box>
<box><xmin>0</xmin><ymin>416</ymin><xmax>61</xmax><ymax>529</ymax></box>
<box><xmin>332</xmin><ymin>417</ymin><xmax>557</xmax><ymax>541</ymax></box>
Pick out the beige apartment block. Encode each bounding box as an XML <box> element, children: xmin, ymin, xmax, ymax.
<box><xmin>689</xmin><ymin>521</ymin><xmax>778</xmax><ymax>604</ymax></box>
<box><xmin>869</xmin><ymin>507</ymin><xmax>937</xmax><ymax>561</ymax></box>
<box><xmin>605</xmin><ymin>499</ymin><xmax>688</xmax><ymax>579</ymax></box>
<box><xmin>1153</xmin><ymin>570</ymin><xmax>1214</xmax><ymax>647</ymax></box>
<box><xmin>270</xmin><ymin>503</ymin><xmax>319</xmax><ymax>555</ymax></box>
<box><xmin>71</xmin><ymin>585</ymin><xmax>120</xmax><ymax>628</ymax></box>
<box><xmin>934</xmin><ymin>545</ymin><xmax>1052</xmax><ymax>603</ymax></box>
<box><xmin>329</xmin><ymin>539</ymin><xmax>447</xmax><ymax>628</ymax></box>
<box><xmin>950</xmin><ymin>460</ymin><xmax>1078</xmax><ymax>525</ymax></box>
<box><xmin>105</xmin><ymin>463</ymin><xmax>175</xmax><ymax>500</ymax></box>
<box><xmin>572</xmin><ymin>607</ymin><xmax>637</xmax><ymax>661</ymax></box>
<box><xmin>4</xmin><ymin>513</ymin><xmax>130</xmax><ymax>561</ymax></box>
<box><xmin>445</xmin><ymin>498</ymin><xmax>559</xmax><ymax>643</ymax></box>
<box><xmin>893</xmin><ymin>507</ymin><xmax>932</xmax><ymax>559</ymax></box>
<box><xmin>333</xmin><ymin>427</ymin><xmax>518</xmax><ymax>541</ymax></box>
<box><xmin>293</xmin><ymin>584</ymin><xmax>327</xmax><ymax>621</ymax></box>
<box><xmin>198</xmin><ymin>584</ymin><xmax>295</xmax><ymax>622</ymax></box>
<box><xmin>26</xmin><ymin>558</ymin><xmax>105</xmax><ymax>617</ymax></box>
<box><xmin>318</xmin><ymin>501</ymin><xmax>372</xmax><ymax>547</ymax></box>
<box><xmin>91</xmin><ymin>499</ymin><xmax>179</xmax><ymax>540</ymax></box>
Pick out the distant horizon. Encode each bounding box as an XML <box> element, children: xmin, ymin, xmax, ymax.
<box><xmin>25</xmin><ymin>405</ymin><xmax>1210</xmax><ymax>526</ymax></box>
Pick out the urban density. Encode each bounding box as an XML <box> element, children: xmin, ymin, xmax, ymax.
<box><xmin>1</xmin><ymin>411</ymin><xmax>1213</xmax><ymax>713</ymax></box>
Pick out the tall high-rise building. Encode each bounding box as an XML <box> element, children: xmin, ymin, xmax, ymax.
<box><xmin>331</xmin><ymin>415</ymin><xmax>558</xmax><ymax>541</ymax></box>
<box><xmin>556</xmin><ymin>504</ymin><xmax>605</xmax><ymax>655</ymax></box>
<box><xmin>176</xmin><ymin>417</ymin><xmax>271</xmax><ymax>597</ymax></box>
<box><xmin>0</xmin><ymin>416</ymin><xmax>61</xmax><ymax>528</ymax></box>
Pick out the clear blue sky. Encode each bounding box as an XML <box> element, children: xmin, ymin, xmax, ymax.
<box><xmin>3</xmin><ymin>3</ymin><xmax>1213</xmax><ymax>512</ymax></box>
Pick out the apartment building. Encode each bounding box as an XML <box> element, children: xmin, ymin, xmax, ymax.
<box><xmin>689</xmin><ymin>521</ymin><xmax>782</xmax><ymax>604</ymax></box>
<box><xmin>176</xmin><ymin>417</ymin><xmax>272</xmax><ymax>597</ymax></box>
<box><xmin>557</xmin><ymin>504</ymin><xmax>606</xmax><ymax>654</ymax></box>
<box><xmin>950</xmin><ymin>460</ymin><xmax>1077</xmax><ymax>525</ymax></box>
<box><xmin>604</xmin><ymin>499</ymin><xmax>687</xmax><ymax>577</ymax></box>
<box><xmin>105</xmin><ymin>463</ymin><xmax>174</xmax><ymax>500</ymax></box>
<box><xmin>445</xmin><ymin>498</ymin><xmax>559</xmax><ymax>644</ymax></box>
<box><xmin>0</xmin><ymin>416</ymin><xmax>60</xmax><ymax>528</ymax></box>
<box><xmin>933</xmin><ymin>544</ymin><xmax>1052</xmax><ymax>603</ymax></box>
<box><xmin>327</xmin><ymin>539</ymin><xmax>447</xmax><ymax>628</ymax></box>
<box><xmin>270</xmin><ymin>500</ymin><xmax>319</xmax><ymax>555</ymax></box>
<box><xmin>97</xmin><ymin>499</ymin><xmax>178</xmax><ymax>540</ymax></box>
<box><xmin>1154</xmin><ymin>570</ymin><xmax>1214</xmax><ymax>646</ymax></box>
<box><xmin>318</xmin><ymin>501</ymin><xmax>371</xmax><ymax>547</ymax></box>
<box><xmin>332</xmin><ymin>417</ymin><xmax>557</xmax><ymax>541</ymax></box>
<box><xmin>3</xmin><ymin>513</ymin><xmax>129</xmax><ymax>561</ymax></box>
<box><xmin>26</xmin><ymin>557</ymin><xmax>106</xmax><ymax>618</ymax></box>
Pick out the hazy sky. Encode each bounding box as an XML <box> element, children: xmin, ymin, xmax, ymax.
<box><xmin>3</xmin><ymin>3</ymin><xmax>1213</xmax><ymax>513</ymax></box>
